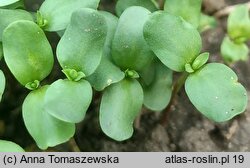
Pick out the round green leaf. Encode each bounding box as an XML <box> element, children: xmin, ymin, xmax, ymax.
<box><xmin>228</xmin><ymin>5</ymin><xmax>250</xmax><ymax>42</ymax></box>
<box><xmin>2</xmin><ymin>20</ymin><xmax>54</xmax><ymax>87</ymax></box>
<box><xmin>164</xmin><ymin>0</ymin><xmax>202</xmax><ymax>28</ymax></box>
<box><xmin>44</xmin><ymin>79</ymin><xmax>92</xmax><ymax>123</ymax></box>
<box><xmin>0</xmin><ymin>9</ymin><xmax>33</xmax><ymax>41</ymax></box>
<box><xmin>0</xmin><ymin>70</ymin><xmax>5</xmax><ymax>101</ymax></box>
<box><xmin>0</xmin><ymin>140</ymin><xmax>24</xmax><ymax>152</ymax></box>
<box><xmin>144</xmin><ymin>11</ymin><xmax>202</xmax><ymax>72</ymax></box>
<box><xmin>185</xmin><ymin>63</ymin><xmax>248</xmax><ymax>122</ymax></box>
<box><xmin>87</xmin><ymin>11</ymin><xmax>124</xmax><ymax>91</ymax></box>
<box><xmin>22</xmin><ymin>86</ymin><xmax>75</xmax><ymax>150</ymax></box>
<box><xmin>57</xmin><ymin>8</ymin><xmax>107</xmax><ymax>77</ymax></box>
<box><xmin>39</xmin><ymin>0</ymin><xmax>100</xmax><ymax>31</ymax></box>
<box><xmin>221</xmin><ymin>36</ymin><xmax>249</xmax><ymax>63</ymax></box>
<box><xmin>115</xmin><ymin>0</ymin><xmax>158</xmax><ymax>16</ymax></box>
<box><xmin>112</xmin><ymin>6</ymin><xmax>154</xmax><ymax>71</ymax></box>
<box><xmin>143</xmin><ymin>61</ymin><xmax>173</xmax><ymax>111</ymax></box>
<box><xmin>100</xmin><ymin>79</ymin><xmax>143</xmax><ymax>141</ymax></box>
<box><xmin>0</xmin><ymin>0</ymin><xmax>19</xmax><ymax>7</ymax></box>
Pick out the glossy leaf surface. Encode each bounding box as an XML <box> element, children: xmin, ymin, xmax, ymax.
<box><xmin>228</xmin><ymin>5</ymin><xmax>250</xmax><ymax>43</ymax></box>
<box><xmin>0</xmin><ymin>9</ymin><xmax>33</xmax><ymax>41</ymax></box>
<box><xmin>144</xmin><ymin>11</ymin><xmax>202</xmax><ymax>72</ymax></box>
<box><xmin>0</xmin><ymin>70</ymin><xmax>5</xmax><ymax>101</ymax></box>
<box><xmin>22</xmin><ymin>86</ymin><xmax>75</xmax><ymax>150</ymax></box>
<box><xmin>44</xmin><ymin>79</ymin><xmax>92</xmax><ymax>123</ymax></box>
<box><xmin>87</xmin><ymin>11</ymin><xmax>124</xmax><ymax>91</ymax></box>
<box><xmin>164</xmin><ymin>0</ymin><xmax>202</xmax><ymax>28</ymax></box>
<box><xmin>57</xmin><ymin>8</ymin><xmax>107</xmax><ymax>77</ymax></box>
<box><xmin>39</xmin><ymin>0</ymin><xmax>100</xmax><ymax>31</ymax></box>
<box><xmin>115</xmin><ymin>0</ymin><xmax>158</xmax><ymax>16</ymax></box>
<box><xmin>221</xmin><ymin>36</ymin><xmax>249</xmax><ymax>63</ymax></box>
<box><xmin>143</xmin><ymin>61</ymin><xmax>172</xmax><ymax>111</ymax></box>
<box><xmin>100</xmin><ymin>79</ymin><xmax>143</xmax><ymax>141</ymax></box>
<box><xmin>0</xmin><ymin>140</ymin><xmax>24</xmax><ymax>152</ymax></box>
<box><xmin>185</xmin><ymin>63</ymin><xmax>248</xmax><ymax>122</ymax></box>
<box><xmin>112</xmin><ymin>6</ymin><xmax>154</xmax><ymax>71</ymax></box>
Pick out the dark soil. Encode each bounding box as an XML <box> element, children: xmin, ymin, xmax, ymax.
<box><xmin>0</xmin><ymin>0</ymin><xmax>250</xmax><ymax>152</ymax></box>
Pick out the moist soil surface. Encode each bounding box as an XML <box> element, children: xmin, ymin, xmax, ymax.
<box><xmin>0</xmin><ymin>0</ymin><xmax>250</xmax><ymax>151</ymax></box>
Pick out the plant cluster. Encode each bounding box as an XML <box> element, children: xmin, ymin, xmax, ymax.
<box><xmin>0</xmin><ymin>0</ymin><xmax>248</xmax><ymax>151</ymax></box>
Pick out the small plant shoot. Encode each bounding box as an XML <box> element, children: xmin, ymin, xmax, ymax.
<box><xmin>221</xmin><ymin>4</ymin><xmax>250</xmax><ymax>63</ymax></box>
<box><xmin>144</xmin><ymin>11</ymin><xmax>247</xmax><ymax>122</ymax></box>
<box><xmin>0</xmin><ymin>0</ymin><xmax>248</xmax><ymax>151</ymax></box>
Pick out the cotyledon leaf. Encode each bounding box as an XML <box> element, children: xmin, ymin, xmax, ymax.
<box><xmin>0</xmin><ymin>70</ymin><xmax>5</xmax><ymax>101</ymax></box>
<box><xmin>0</xmin><ymin>42</ymin><xmax>3</xmax><ymax>60</ymax></box>
<box><xmin>87</xmin><ymin>11</ymin><xmax>124</xmax><ymax>91</ymax></box>
<box><xmin>115</xmin><ymin>0</ymin><xmax>158</xmax><ymax>16</ymax></box>
<box><xmin>0</xmin><ymin>9</ymin><xmax>33</xmax><ymax>41</ymax></box>
<box><xmin>57</xmin><ymin>8</ymin><xmax>107</xmax><ymax>77</ymax></box>
<box><xmin>0</xmin><ymin>0</ymin><xmax>19</xmax><ymax>7</ymax></box>
<box><xmin>164</xmin><ymin>0</ymin><xmax>202</xmax><ymax>28</ymax></box>
<box><xmin>143</xmin><ymin>61</ymin><xmax>173</xmax><ymax>111</ymax></box>
<box><xmin>2</xmin><ymin>20</ymin><xmax>53</xmax><ymax>88</ymax></box>
<box><xmin>112</xmin><ymin>6</ymin><xmax>154</xmax><ymax>71</ymax></box>
<box><xmin>221</xmin><ymin>36</ymin><xmax>249</xmax><ymax>63</ymax></box>
<box><xmin>39</xmin><ymin>0</ymin><xmax>100</xmax><ymax>31</ymax></box>
<box><xmin>87</xmin><ymin>55</ymin><xmax>125</xmax><ymax>91</ymax></box>
<box><xmin>228</xmin><ymin>4</ymin><xmax>250</xmax><ymax>43</ymax></box>
<box><xmin>100</xmin><ymin>79</ymin><xmax>143</xmax><ymax>141</ymax></box>
<box><xmin>0</xmin><ymin>140</ymin><xmax>24</xmax><ymax>152</ymax></box>
<box><xmin>144</xmin><ymin>11</ymin><xmax>202</xmax><ymax>72</ymax></box>
<box><xmin>0</xmin><ymin>0</ymin><xmax>24</xmax><ymax>9</ymax></box>
<box><xmin>44</xmin><ymin>79</ymin><xmax>92</xmax><ymax>123</ymax></box>
<box><xmin>185</xmin><ymin>63</ymin><xmax>248</xmax><ymax>122</ymax></box>
<box><xmin>22</xmin><ymin>86</ymin><xmax>75</xmax><ymax>150</ymax></box>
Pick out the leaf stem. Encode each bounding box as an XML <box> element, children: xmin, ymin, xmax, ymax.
<box><xmin>160</xmin><ymin>72</ymin><xmax>188</xmax><ymax>127</ymax></box>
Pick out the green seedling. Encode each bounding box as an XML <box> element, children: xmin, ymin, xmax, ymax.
<box><xmin>144</xmin><ymin>11</ymin><xmax>247</xmax><ymax>122</ymax></box>
<box><xmin>221</xmin><ymin>4</ymin><xmax>250</xmax><ymax>63</ymax></box>
<box><xmin>0</xmin><ymin>0</ymin><xmax>248</xmax><ymax>150</ymax></box>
